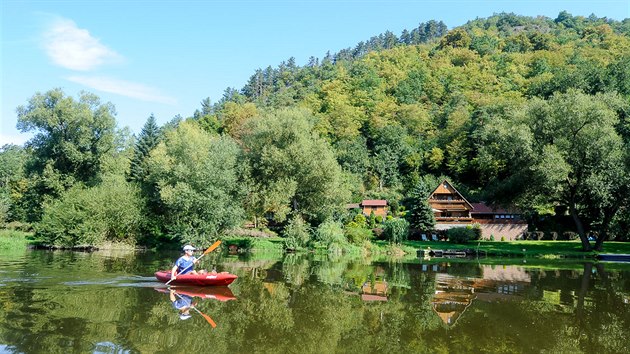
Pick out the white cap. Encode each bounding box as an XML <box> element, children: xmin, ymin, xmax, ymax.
<box><xmin>179</xmin><ymin>314</ymin><xmax>192</xmax><ymax>320</ymax></box>
<box><xmin>183</xmin><ymin>245</ymin><xmax>195</xmax><ymax>251</ymax></box>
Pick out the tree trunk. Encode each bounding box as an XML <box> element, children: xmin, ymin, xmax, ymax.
<box><xmin>594</xmin><ymin>234</ymin><xmax>606</xmax><ymax>252</ymax></box>
<box><xmin>575</xmin><ymin>262</ymin><xmax>592</xmax><ymax>322</ymax></box>
<box><xmin>594</xmin><ymin>206</ymin><xmax>617</xmax><ymax>251</ymax></box>
<box><xmin>569</xmin><ymin>203</ymin><xmax>591</xmax><ymax>251</ymax></box>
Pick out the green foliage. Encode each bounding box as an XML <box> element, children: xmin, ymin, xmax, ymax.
<box><xmin>0</xmin><ymin>229</ymin><xmax>31</xmax><ymax>250</ymax></box>
<box><xmin>283</xmin><ymin>214</ymin><xmax>311</xmax><ymax>250</ymax></box>
<box><xmin>470</xmin><ymin>223</ymin><xmax>482</xmax><ymax>240</ymax></box>
<box><xmin>146</xmin><ymin>121</ymin><xmax>245</xmax><ymax>245</ymax></box>
<box><xmin>344</xmin><ymin>225</ymin><xmax>373</xmax><ymax>244</ymax></box>
<box><xmin>382</xmin><ymin>218</ymin><xmax>409</xmax><ymax>244</ymax></box>
<box><xmin>446</xmin><ymin>227</ymin><xmax>476</xmax><ymax>244</ymax></box>
<box><xmin>315</xmin><ymin>220</ymin><xmax>346</xmax><ymax>247</ymax></box>
<box><xmin>128</xmin><ymin>114</ymin><xmax>162</xmax><ymax>182</ymax></box>
<box><xmin>16</xmin><ymin>89</ymin><xmax>117</xmax><ymax>220</ymax></box>
<box><xmin>406</xmin><ymin>180</ymin><xmax>436</xmax><ymax>231</ymax></box>
<box><xmin>242</xmin><ymin>108</ymin><xmax>349</xmax><ymax>224</ymax></box>
<box><xmin>480</xmin><ymin>90</ymin><xmax>630</xmax><ymax>249</ymax></box>
<box><xmin>368</xmin><ymin>211</ymin><xmax>377</xmax><ymax>228</ymax></box>
<box><xmin>35</xmin><ymin>175</ymin><xmax>143</xmax><ymax>247</ymax></box>
<box><xmin>353</xmin><ymin>213</ymin><xmax>367</xmax><ymax>228</ymax></box>
<box><xmin>9</xmin><ymin>12</ymin><xmax>630</xmax><ymax>251</ymax></box>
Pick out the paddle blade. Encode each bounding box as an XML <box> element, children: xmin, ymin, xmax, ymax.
<box><xmin>203</xmin><ymin>240</ymin><xmax>222</xmax><ymax>255</ymax></box>
<box><xmin>198</xmin><ymin>310</ymin><xmax>217</xmax><ymax>328</ymax></box>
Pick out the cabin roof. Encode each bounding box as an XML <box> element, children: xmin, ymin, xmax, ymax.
<box><xmin>471</xmin><ymin>202</ymin><xmax>516</xmax><ymax>214</ymax></box>
<box><xmin>429</xmin><ymin>180</ymin><xmax>474</xmax><ymax>210</ymax></box>
<box><xmin>361</xmin><ymin>199</ymin><xmax>388</xmax><ymax>206</ymax></box>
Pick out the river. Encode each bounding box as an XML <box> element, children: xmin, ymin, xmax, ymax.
<box><xmin>0</xmin><ymin>249</ymin><xmax>628</xmax><ymax>353</ymax></box>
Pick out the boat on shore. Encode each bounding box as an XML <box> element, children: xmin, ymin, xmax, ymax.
<box><xmin>155</xmin><ymin>270</ymin><xmax>238</xmax><ymax>286</ymax></box>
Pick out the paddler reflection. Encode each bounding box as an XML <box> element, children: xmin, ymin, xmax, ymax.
<box><xmin>157</xmin><ymin>286</ymin><xmax>236</xmax><ymax>327</ymax></box>
<box><xmin>169</xmin><ymin>289</ymin><xmax>195</xmax><ymax>320</ymax></box>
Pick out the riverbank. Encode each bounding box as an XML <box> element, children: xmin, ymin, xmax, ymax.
<box><xmin>401</xmin><ymin>240</ymin><xmax>630</xmax><ymax>259</ymax></box>
<box><xmin>221</xmin><ymin>236</ymin><xmax>630</xmax><ymax>259</ymax></box>
<box><xmin>3</xmin><ymin>229</ymin><xmax>629</xmax><ymax>260</ymax></box>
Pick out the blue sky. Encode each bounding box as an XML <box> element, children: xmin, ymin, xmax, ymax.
<box><xmin>2</xmin><ymin>0</ymin><xmax>629</xmax><ymax>145</ymax></box>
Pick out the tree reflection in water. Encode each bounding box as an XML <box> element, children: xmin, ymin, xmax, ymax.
<box><xmin>0</xmin><ymin>250</ymin><xmax>629</xmax><ymax>353</ymax></box>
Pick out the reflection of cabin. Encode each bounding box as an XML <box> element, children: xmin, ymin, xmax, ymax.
<box><xmin>428</xmin><ymin>180</ymin><xmax>527</xmax><ymax>240</ymax></box>
<box><xmin>430</xmin><ymin>266</ymin><xmax>531</xmax><ymax>326</ymax></box>
<box><xmin>361</xmin><ymin>280</ymin><xmax>388</xmax><ymax>302</ymax></box>
<box><xmin>432</xmin><ymin>274</ymin><xmax>476</xmax><ymax>326</ymax></box>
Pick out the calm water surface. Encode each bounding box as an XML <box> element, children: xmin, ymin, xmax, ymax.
<box><xmin>0</xmin><ymin>249</ymin><xmax>629</xmax><ymax>354</ymax></box>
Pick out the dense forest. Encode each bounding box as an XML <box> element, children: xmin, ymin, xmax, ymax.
<box><xmin>1</xmin><ymin>12</ymin><xmax>629</xmax><ymax>250</ymax></box>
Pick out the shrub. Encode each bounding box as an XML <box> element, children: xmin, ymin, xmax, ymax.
<box><xmin>283</xmin><ymin>214</ymin><xmax>311</xmax><ymax>250</ymax></box>
<box><xmin>35</xmin><ymin>176</ymin><xmax>143</xmax><ymax>247</ymax></box>
<box><xmin>489</xmin><ymin>234</ymin><xmax>495</xmax><ymax>241</ymax></box>
<box><xmin>446</xmin><ymin>227</ymin><xmax>476</xmax><ymax>244</ymax></box>
<box><xmin>382</xmin><ymin>218</ymin><xmax>410</xmax><ymax>244</ymax></box>
<box><xmin>353</xmin><ymin>213</ymin><xmax>367</xmax><ymax>228</ymax></box>
<box><xmin>375</xmin><ymin>215</ymin><xmax>383</xmax><ymax>224</ymax></box>
<box><xmin>316</xmin><ymin>220</ymin><xmax>346</xmax><ymax>247</ymax></box>
<box><xmin>501</xmin><ymin>236</ymin><xmax>505</xmax><ymax>241</ymax></box>
<box><xmin>345</xmin><ymin>226</ymin><xmax>373</xmax><ymax>244</ymax></box>
<box><xmin>368</xmin><ymin>211</ymin><xmax>377</xmax><ymax>228</ymax></box>
<box><xmin>469</xmin><ymin>223</ymin><xmax>482</xmax><ymax>241</ymax></box>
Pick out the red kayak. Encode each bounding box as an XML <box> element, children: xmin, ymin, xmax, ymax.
<box><xmin>155</xmin><ymin>286</ymin><xmax>236</xmax><ymax>301</ymax></box>
<box><xmin>155</xmin><ymin>270</ymin><xmax>238</xmax><ymax>286</ymax></box>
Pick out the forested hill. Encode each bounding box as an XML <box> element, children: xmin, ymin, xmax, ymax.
<box><xmin>4</xmin><ymin>11</ymin><xmax>630</xmax><ymax>247</ymax></box>
<box><xmin>198</xmin><ymin>11</ymin><xmax>630</xmax><ymax>197</ymax></box>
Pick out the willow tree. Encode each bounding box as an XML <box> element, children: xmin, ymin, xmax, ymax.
<box><xmin>241</xmin><ymin>108</ymin><xmax>349</xmax><ymax>225</ymax></box>
<box><xmin>16</xmin><ymin>89</ymin><xmax>117</xmax><ymax>220</ymax></box>
<box><xmin>479</xmin><ymin>90</ymin><xmax>629</xmax><ymax>251</ymax></box>
<box><xmin>146</xmin><ymin>121</ymin><xmax>245</xmax><ymax>245</ymax></box>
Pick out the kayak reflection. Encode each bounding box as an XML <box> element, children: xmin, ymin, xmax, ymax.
<box><xmin>156</xmin><ymin>286</ymin><xmax>237</xmax><ymax>302</ymax></box>
<box><xmin>155</xmin><ymin>286</ymin><xmax>236</xmax><ymax>327</ymax></box>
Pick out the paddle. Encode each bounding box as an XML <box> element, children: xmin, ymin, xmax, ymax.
<box><xmin>170</xmin><ymin>288</ymin><xmax>217</xmax><ymax>328</ymax></box>
<box><xmin>166</xmin><ymin>240</ymin><xmax>222</xmax><ymax>286</ymax></box>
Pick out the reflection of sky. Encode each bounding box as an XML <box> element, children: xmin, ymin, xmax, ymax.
<box><xmin>93</xmin><ymin>342</ymin><xmax>131</xmax><ymax>354</ymax></box>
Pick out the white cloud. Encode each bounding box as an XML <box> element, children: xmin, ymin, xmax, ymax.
<box><xmin>67</xmin><ymin>75</ymin><xmax>177</xmax><ymax>105</ymax></box>
<box><xmin>44</xmin><ymin>18</ymin><xmax>122</xmax><ymax>71</ymax></box>
<box><xmin>0</xmin><ymin>133</ymin><xmax>31</xmax><ymax>147</ymax></box>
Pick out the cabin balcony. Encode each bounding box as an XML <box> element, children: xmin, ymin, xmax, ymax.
<box><xmin>435</xmin><ymin>217</ymin><xmax>474</xmax><ymax>223</ymax></box>
<box><xmin>471</xmin><ymin>218</ymin><xmax>527</xmax><ymax>224</ymax></box>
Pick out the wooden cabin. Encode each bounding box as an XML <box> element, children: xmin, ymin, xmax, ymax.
<box><xmin>427</xmin><ymin>180</ymin><xmax>527</xmax><ymax>240</ymax></box>
<box><xmin>359</xmin><ymin>200</ymin><xmax>388</xmax><ymax>217</ymax></box>
<box><xmin>428</xmin><ymin>180</ymin><xmax>474</xmax><ymax>223</ymax></box>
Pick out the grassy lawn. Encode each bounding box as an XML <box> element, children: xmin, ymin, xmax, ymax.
<box><xmin>401</xmin><ymin>239</ymin><xmax>630</xmax><ymax>258</ymax></box>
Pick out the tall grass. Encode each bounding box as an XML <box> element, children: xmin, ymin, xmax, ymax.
<box><xmin>0</xmin><ymin>229</ymin><xmax>31</xmax><ymax>251</ymax></box>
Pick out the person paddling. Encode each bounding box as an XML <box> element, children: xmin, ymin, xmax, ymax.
<box><xmin>171</xmin><ymin>245</ymin><xmax>205</xmax><ymax>280</ymax></box>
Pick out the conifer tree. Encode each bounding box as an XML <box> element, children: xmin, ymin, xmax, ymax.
<box><xmin>128</xmin><ymin>114</ymin><xmax>161</xmax><ymax>182</ymax></box>
<box><xmin>407</xmin><ymin>180</ymin><xmax>436</xmax><ymax>232</ymax></box>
